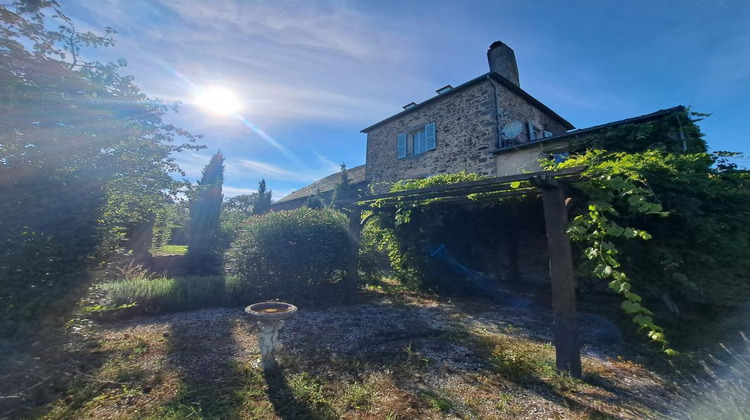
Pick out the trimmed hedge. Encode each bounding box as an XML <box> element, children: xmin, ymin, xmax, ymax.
<box><xmin>225</xmin><ymin>208</ymin><xmax>350</xmax><ymax>302</ymax></box>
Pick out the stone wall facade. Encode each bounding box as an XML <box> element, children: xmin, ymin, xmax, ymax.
<box><xmin>364</xmin><ymin>77</ymin><xmax>568</xmax><ymax>193</ymax></box>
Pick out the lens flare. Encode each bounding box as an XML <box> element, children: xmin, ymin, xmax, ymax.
<box><xmin>195</xmin><ymin>86</ymin><xmax>241</xmax><ymax>115</ymax></box>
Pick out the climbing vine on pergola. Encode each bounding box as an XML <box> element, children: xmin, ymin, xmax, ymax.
<box><xmin>340</xmin><ymin>167</ymin><xmax>586</xmax><ymax>378</ymax></box>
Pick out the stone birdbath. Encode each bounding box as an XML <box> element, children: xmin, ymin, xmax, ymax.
<box><xmin>245</xmin><ymin>301</ymin><xmax>298</xmax><ymax>368</ymax></box>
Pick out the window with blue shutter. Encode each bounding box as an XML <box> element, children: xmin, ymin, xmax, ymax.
<box><xmin>399</xmin><ymin>122</ymin><xmax>436</xmax><ymax>158</ymax></box>
<box><xmin>424</xmin><ymin>122</ymin><xmax>436</xmax><ymax>151</ymax></box>
<box><xmin>412</xmin><ymin>131</ymin><xmax>423</xmax><ymax>155</ymax></box>
<box><xmin>397</xmin><ymin>133</ymin><xmax>407</xmax><ymax>158</ymax></box>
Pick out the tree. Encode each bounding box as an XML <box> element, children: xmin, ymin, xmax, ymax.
<box><xmin>223</xmin><ymin>194</ymin><xmax>258</xmax><ymax>217</ymax></box>
<box><xmin>330</xmin><ymin>164</ymin><xmax>357</xmax><ymax>209</ymax></box>
<box><xmin>187</xmin><ymin>152</ymin><xmax>225</xmax><ymax>274</ymax></box>
<box><xmin>253</xmin><ymin>179</ymin><xmax>272</xmax><ymax>215</ymax></box>
<box><xmin>0</xmin><ymin>0</ymin><xmax>202</xmax><ymax>328</ymax></box>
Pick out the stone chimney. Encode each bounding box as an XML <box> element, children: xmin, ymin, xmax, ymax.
<box><xmin>487</xmin><ymin>41</ymin><xmax>520</xmax><ymax>87</ymax></box>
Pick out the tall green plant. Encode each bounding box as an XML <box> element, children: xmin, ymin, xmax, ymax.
<box><xmin>187</xmin><ymin>152</ymin><xmax>225</xmax><ymax>274</ymax></box>
<box><xmin>330</xmin><ymin>164</ymin><xmax>357</xmax><ymax>209</ymax></box>
<box><xmin>253</xmin><ymin>179</ymin><xmax>272</xmax><ymax>215</ymax></box>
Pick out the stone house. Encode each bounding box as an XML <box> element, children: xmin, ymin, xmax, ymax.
<box><xmin>362</xmin><ymin>41</ymin><xmax>574</xmax><ymax>193</ymax></box>
<box><xmin>275</xmin><ymin>41</ymin><xmax>685</xmax><ymax>205</ymax></box>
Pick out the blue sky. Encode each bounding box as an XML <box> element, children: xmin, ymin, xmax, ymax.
<box><xmin>66</xmin><ymin>0</ymin><xmax>750</xmax><ymax>199</ymax></box>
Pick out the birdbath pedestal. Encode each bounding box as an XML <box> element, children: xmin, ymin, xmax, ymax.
<box><xmin>245</xmin><ymin>302</ymin><xmax>297</xmax><ymax>368</ymax></box>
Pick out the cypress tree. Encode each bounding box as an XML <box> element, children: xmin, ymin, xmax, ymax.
<box><xmin>187</xmin><ymin>152</ymin><xmax>224</xmax><ymax>274</ymax></box>
<box><xmin>253</xmin><ymin>179</ymin><xmax>273</xmax><ymax>215</ymax></box>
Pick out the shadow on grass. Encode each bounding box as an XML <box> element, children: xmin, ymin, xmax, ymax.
<box><xmin>262</xmin><ymin>366</ymin><xmax>330</xmax><ymax>420</ymax></box>
<box><xmin>162</xmin><ymin>316</ymin><xmax>246</xmax><ymax>418</ymax></box>
<box><xmin>462</xmin><ymin>323</ymin><xmax>669</xmax><ymax>419</ymax></box>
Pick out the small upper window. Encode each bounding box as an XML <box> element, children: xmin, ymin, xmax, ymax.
<box><xmin>551</xmin><ymin>151</ymin><xmax>569</xmax><ymax>164</ymax></box>
<box><xmin>528</xmin><ymin>122</ymin><xmax>543</xmax><ymax>141</ymax></box>
<box><xmin>397</xmin><ymin>122</ymin><xmax>436</xmax><ymax>158</ymax></box>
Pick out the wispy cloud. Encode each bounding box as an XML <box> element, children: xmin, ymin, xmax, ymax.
<box><xmin>172</xmin><ymin>151</ymin><xmax>210</xmax><ymax>181</ymax></box>
<box><xmin>222</xmin><ymin>186</ymin><xmax>257</xmax><ymax>197</ymax></box>
<box><xmin>71</xmin><ymin>0</ymin><xmax>430</xmax><ymax>126</ymax></box>
<box><xmin>227</xmin><ymin>158</ymin><xmax>340</xmax><ymax>184</ymax></box>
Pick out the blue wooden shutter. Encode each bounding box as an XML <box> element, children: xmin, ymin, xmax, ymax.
<box><xmin>397</xmin><ymin>133</ymin><xmax>407</xmax><ymax>158</ymax></box>
<box><xmin>528</xmin><ymin>122</ymin><xmax>537</xmax><ymax>141</ymax></box>
<box><xmin>425</xmin><ymin>122</ymin><xmax>436</xmax><ymax>151</ymax></box>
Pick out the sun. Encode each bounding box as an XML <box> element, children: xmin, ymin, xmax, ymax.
<box><xmin>195</xmin><ymin>86</ymin><xmax>242</xmax><ymax>116</ymax></box>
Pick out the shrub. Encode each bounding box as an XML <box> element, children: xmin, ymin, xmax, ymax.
<box><xmin>225</xmin><ymin>208</ymin><xmax>349</xmax><ymax>302</ymax></box>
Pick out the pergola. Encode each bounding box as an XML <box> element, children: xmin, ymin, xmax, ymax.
<box><xmin>340</xmin><ymin>167</ymin><xmax>586</xmax><ymax>378</ymax></box>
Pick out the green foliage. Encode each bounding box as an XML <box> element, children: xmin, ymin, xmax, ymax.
<box><xmin>548</xmin><ymin>116</ymin><xmax>750</xmax><ymax>353</ymax></box>
<box><xmin>380</xmin><ymin>171</ymin><xmax>488</xmax><ymax>226</ymax></box>
<box><xmin>187</xmin><ymin>152</ymin><xmax>225</xmax><ymax>274</ymax></box>
<box><xmin>0</xmin><ymin>175</ymin><xmax>105</xmax><ymax>329</ymax></box>
<box><xmin>152</xmin><ymin>201</ymin><xmax>188</xmax><ymax>249</ymax></box>
<box><xmin>330</xmin><ymin>164</ymin><xmax>357</xmax><ymax>209</ymax></box>
<box><xmin>362</xmin><ymin>172</ymin><xmax>506</xmax><ymax>292</ymax></box>
<box><xmin>223</xmin><ymin>194</ymin><xmax>258</xmax><ymax>217</ymax></box>
<box><xmin>389</xmin><ymin>171</ymin><xmax>487</xmax><ymax>192</ymax></box>
<box><xmin>225</xmin><ymin>208</ymin><xmax>349</xmax><ymax>302</ymax></box>
<box><xmin>0</xmin><ymin>0</ymin><xmax>201</xmax><ymax>329</ymax></box>
<box><xmin>568</xmin><ymin>109</ymin><xmax>706</xmax><ymax>155</ymax></box>
<box><xmin>253</xmin><ymin>179</ymin><xmax>272</xmax><ymax>215</ymax></box>
<box><xmin>103</xmin><ymin>275</ymin><xmax>230</xmax><ymax>313</ymax></box>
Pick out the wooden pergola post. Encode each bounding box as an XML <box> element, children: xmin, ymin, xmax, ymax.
<box><xmin>344</xmin><ymin>208</ymin><xmax>362</xmax><ymax>303</ymax></box>
<box><xmin>540</xmin><ymin>182</ymin><xmax>582</xmax><ymax>378</ymax></box>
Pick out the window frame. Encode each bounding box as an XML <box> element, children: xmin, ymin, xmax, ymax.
<box><xmin>397</xmin><ymin>122</ymin><xmax>436</xmax><ymax>159</ymax></box>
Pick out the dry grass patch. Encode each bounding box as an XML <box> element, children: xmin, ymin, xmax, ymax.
<box><xmin>4</xmin><ymin>290</ymin><xmax>699</xmax><ymax>420</ymax></box>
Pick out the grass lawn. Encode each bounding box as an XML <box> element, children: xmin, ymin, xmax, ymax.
<box><xmin>2</xmin><ymin>282</ymin><xmax>746</xmax><ymax>419</ymax></box>
<box><xmin>150</xmin><ymin>245</ymin><xmax>188</xmax><ymax>256</ymax></box>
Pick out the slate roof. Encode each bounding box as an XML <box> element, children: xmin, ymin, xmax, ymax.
<box><xmin>361</xmin><ymin>72</ymin><xmax>574</xmax><ymax>133</ymax></box>
<box><xmin>274</xmin><ymin>164</ymin><xmax>367</xmax><ymax>204</ymax></box>
<box><xmin>492</xmin><ymin>105</ymin><xmax>686</xmax><ymax>153</ymax></box>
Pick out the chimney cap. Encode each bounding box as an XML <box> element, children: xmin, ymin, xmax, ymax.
<box><xmin>488</xmin><ymin>41</ymin><xmax>509</xmax><ymax>51</ymax></box>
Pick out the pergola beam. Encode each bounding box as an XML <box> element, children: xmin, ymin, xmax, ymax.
<box><xmin>339</xmin><ymin>166</ymin><xmax>584</xmax><ymax>208</ymax></box>
<box><xmin>541</xmin><ymin>183</ymin><xmax>582</xmax><ymax>378</ymax></box>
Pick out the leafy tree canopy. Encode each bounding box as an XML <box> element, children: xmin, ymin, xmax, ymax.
<box><xmin>0</xmin><ymin>0</ymin><xmax>202</xmax><ymax>326</ymax></box>
<box><xmin>224</xmin><ymin>194</ymin><xmax>258</xmax><ymax>217</ymax></box>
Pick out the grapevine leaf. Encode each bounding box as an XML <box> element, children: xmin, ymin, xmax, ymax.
<box><xmin>622</xmin><ymin>301</ymin><xmax>642</xmax><ymax>314</ymax></box>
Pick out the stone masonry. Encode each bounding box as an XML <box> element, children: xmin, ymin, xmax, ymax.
<box><xmin>364</xmin><ymin>76</ymin><xmax>569</xmax><ymax>193</ymax></box>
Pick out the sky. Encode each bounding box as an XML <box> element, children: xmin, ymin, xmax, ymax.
<box><xmin>65</xmin><ymin>0</ymin><xmax>750</xmax><ymax>199</ymax></box>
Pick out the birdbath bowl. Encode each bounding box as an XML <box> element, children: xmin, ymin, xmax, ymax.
<box><xmin>245</xmin><ymin>302</ymin><xmax>297</xmax><ymax>368</ymax></box>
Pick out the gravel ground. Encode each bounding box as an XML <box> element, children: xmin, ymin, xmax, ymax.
<box><xmin>84</xmin><ymin>290</ymin><xmax>684</xmax><ymax>419</ymax></box>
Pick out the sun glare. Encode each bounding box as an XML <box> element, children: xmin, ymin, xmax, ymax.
<box><xmin>195</xmin><ymin>86</ymin><xmax>242</xmax><ymax>116</ymax></box>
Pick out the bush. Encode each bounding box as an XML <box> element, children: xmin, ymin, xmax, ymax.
<box><xmin>0</xmin><ymin>175</ymin><xmax>105</xmax><ymax>334</ymax></box>
<box><xmin>225</xmin><ymin>208</ymin><xmax>349</xmax><ymax>302</ymax></box>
